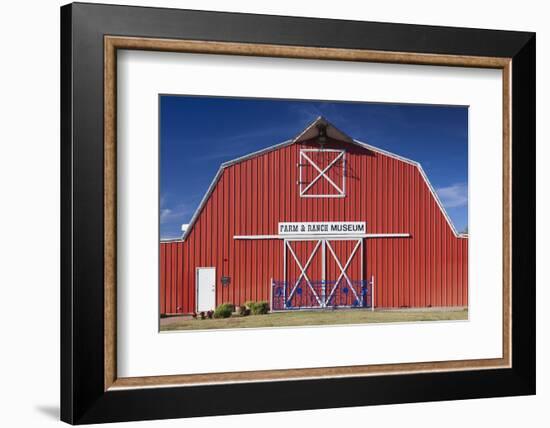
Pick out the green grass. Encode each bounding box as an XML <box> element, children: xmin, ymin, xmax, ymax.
<box><xmin>160</xmin><ymin>308</ymin><xmax>468</xmax><ymax>331</ymax></box>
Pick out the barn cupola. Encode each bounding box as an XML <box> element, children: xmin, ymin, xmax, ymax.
<box><xmin>292</xmin><ymin>116</ymin><xmax>354</xmax><ymax>147</ymax></box>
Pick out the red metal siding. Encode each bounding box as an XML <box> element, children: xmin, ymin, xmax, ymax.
<box><xmin>160</xmin><ymin>137</ymin><xmax>468</xmax><ymax>314</ymax></box>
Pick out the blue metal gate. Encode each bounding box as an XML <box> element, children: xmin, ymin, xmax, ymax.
<box><xmin>271</xmin><ymin>277</ymin><xmax>374</xmax><ymax>311</ymax></box>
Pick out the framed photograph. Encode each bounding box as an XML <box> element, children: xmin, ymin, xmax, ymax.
<box><xmin>61</xmin><ymin>2</ymin><xmax>535</xmax><ymax>424</ymax></box>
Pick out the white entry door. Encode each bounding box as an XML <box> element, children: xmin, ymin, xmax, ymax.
<box><xmin>196</xmin><ymin>267</ymin><xmax>216</xmax><ymax>312</ymax></box>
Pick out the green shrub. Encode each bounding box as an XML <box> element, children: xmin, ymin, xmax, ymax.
<box><xmin>254</xmin><ymin>301</ymin><xmax>270</xmax><ymax>315</ymax></box>
<box><xmin>245</xmin><ymin>300</ymin><xmax>270</xmax><ymax>315</ymax></box>
<box><xmin>213</xmin><ymin>303</ymin><xmax>234</xmax><ymax>319</ymax></box>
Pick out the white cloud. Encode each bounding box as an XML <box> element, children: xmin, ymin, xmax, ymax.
<box><xmin>160</xmin><ymin>199</ymin><xmax>191</xmax><ymax>225</ymax></box>
<box><xmin>436</xmin><ymin>182</ymin><xmax>468</xmax><ymax>208</ymax></box>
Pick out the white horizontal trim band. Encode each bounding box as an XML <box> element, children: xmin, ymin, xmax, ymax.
<box><xmin>233</xmin><ymin>233</ymin><xmax>410</xmax><ymax>240</ymax></box>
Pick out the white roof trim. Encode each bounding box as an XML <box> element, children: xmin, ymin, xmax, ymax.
<box><xmin>181</xmin><ymin>166</ymin><xmax>224</xmax><ymax>240</ymax></box>
<box><xmin>353</xmin><ymin>139</ymin><xmax>418</xmax><ymax>167</ymax></box>
<box><xmin>220</xmin><ymin>139</ymin><xmax>293</xmax><ymax>168</ymax></box>
<box><xmin>180</xmin><ymin>138</ymin><xmax>294</xmax><ymax>240</ymax></box>
<box><xmin>353</xmin><ymin>139</ymin><xmax>467</xmax><ymax>239</ymax></box>
<box><xmin>179</xmin><ymin>121</ymin><xmax>467</xmax><ymax>241</ymax></box>
<box><xmin>217</xmin><ymin>117</ymin><xmax>355</xmax><ymax>169</ymax></box>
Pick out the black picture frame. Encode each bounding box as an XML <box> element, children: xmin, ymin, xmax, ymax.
<box><xmin>61</xmin><ymin>2</ymin><xmax>535</xmax><ymax>424</ymax></box>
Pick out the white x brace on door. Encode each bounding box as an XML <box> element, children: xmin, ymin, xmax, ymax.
<box><xmin>284</xmin><ymin>238</ymin><xmax>363</xmax><ymax>308</ymax></box>
<box><xmin>285</xmin><ymin>240</ymin><xmax>323</xmax><ymax>306</ymax></box>
<box><xmin>325</xmin><ymin>239</ymin><xmax>362</xmax><ymax>306</ymax></box>
<box><xmin>299</xmin><ymin>149</ymin><xmax>346</xmax><ymax>197</ymax></box>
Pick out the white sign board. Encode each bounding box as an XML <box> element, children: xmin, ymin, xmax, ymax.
<box><xmin>278</xmin><ymin>221</ymin><xmax>366</xmax><ymax>236</ymax></box>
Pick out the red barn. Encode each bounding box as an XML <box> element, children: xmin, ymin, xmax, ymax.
<box><xmin>160</xmin><ymin>117</ymin><xmax>468</xmax><ymax>315</ymax></box>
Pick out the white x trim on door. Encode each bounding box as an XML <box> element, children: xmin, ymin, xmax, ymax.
<box><xmin>299</xmin><ymin>149</ymin><xmax>346</xmax><ymax>197</ymax></box>
<box><xmin>284</xmin><ymin>238</ymin><xmax>363</xmax><ymax>308</ymax></box>
<box><xmin>325</xmin><ymin>240</ymin><xmax>362</xmax><ymax>305</ymax></box>
<box><xmin>285</xmin><ymin>240</ymin><xmax>323</xmax><ymax>306</ymax></box>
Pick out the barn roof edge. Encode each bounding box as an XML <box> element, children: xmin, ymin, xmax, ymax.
<box><xmin>178</xmin><ymin>119</ymin><xmax>467</xmax><ymax>241</ymax></box>
<box><xmin>353</xmin><ymin>139</ymin><xmax>467</xmax><ymax>238</ymax></box>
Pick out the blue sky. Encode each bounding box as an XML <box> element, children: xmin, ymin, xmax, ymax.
<box><xmin>160</xmin><ymin>95</ymin><xmax>468</xmax><ymax>239</ymax></box>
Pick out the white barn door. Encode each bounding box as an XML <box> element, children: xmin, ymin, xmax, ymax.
<box><xmin>196</xmin><ymin>267</ymin><xmax>216</xmax><ymax>312</ymax></box>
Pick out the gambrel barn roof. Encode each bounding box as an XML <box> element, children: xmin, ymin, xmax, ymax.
<box><xmin>172</xmin><ymin>117</ymin><xmax>466</xmax><ymax>242</ymax></box>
